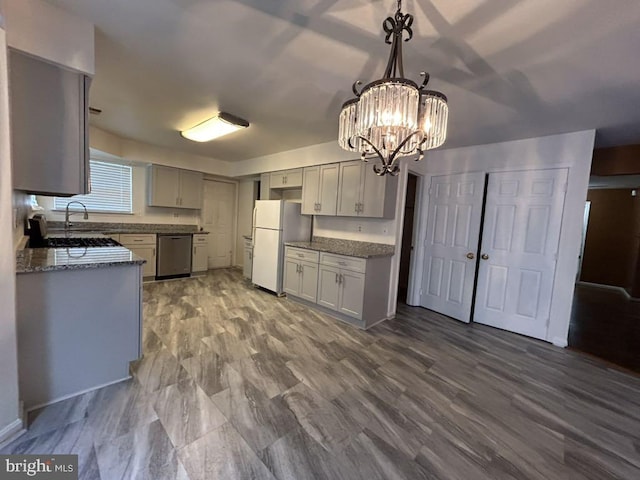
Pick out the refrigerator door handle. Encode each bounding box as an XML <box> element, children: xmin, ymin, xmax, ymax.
<box><xmin>252</xmin><ymin>206</ymin><xmax>257</xmax><ymax>248</ymax></box>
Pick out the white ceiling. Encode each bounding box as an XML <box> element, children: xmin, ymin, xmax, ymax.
<box><xmin>44</xmin><ymin>0</ymin><xmax>640</xmax><ymax>161</ymax></box>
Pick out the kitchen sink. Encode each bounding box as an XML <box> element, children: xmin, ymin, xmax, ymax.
<box><xmin>28</xmin><ymin>237</ymin><xmax>122</xmax><ymax>248</ymax></box>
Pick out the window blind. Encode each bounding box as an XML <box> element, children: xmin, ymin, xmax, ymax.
<box><xmin>54</xmin><ymin>160</ymin><xmax>133</xmax><ymax>213</ymax></box>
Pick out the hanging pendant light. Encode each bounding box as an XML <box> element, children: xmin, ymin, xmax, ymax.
<box><xmin>338</xmin><ymin>0</ymin><xmax>448</xmax><ymax>176</ymax></box>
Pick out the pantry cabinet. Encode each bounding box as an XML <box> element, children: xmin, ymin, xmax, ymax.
<box><xmin>147</xmin><ymin>165</ymin><xmax>203</xmax><ymax>209</ymax></box>
<box><xmin>301</xmin><ymin>164</ymin><xmax>339</xmax><ymax>215</ymax></box>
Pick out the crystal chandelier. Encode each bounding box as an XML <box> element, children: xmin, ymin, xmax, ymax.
<box><xmin>338</xmin><ymin>0</ymin><xmax>448</xmax><ymax>176</ymax></box>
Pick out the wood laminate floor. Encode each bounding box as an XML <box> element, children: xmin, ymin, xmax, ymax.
<box><xmin>569</xmin><ymin>284</ymin><xmax>640</xmax><ymax>373</ymax></box>
<box><xmin>3</xmin><ymin>269</ymin><xmax>640</xmax><ymax>479</ymax></box>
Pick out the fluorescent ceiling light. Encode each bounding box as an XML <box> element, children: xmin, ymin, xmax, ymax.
<box><xmin>180</xmin><ymin>112</ymin><xmax>249</xmax><ymax>142</ymax></box>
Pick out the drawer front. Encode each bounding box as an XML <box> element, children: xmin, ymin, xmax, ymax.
<box><xmin>285</xmin><ymin>246</ymin><xmax>319</xmax><ymax>263</ymax></box>
<box><xmin>119</xmin><ymin>233</ymin><xmax>156</xmax><ymax>246</ymax></box>
<box><xmin>320</xmin><ymin>252</ymin><xmax>366</xmax><ymax>273</ymax></box>
<box><xmin>193</xmin><ymin>234</ymin><xmax>208</xmax><ymax>244</ymax></box>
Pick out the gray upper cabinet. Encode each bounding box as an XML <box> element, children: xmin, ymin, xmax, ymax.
<box><xmin>147</xmin><ymin>165</ymin><xmax>203</xmax><ymax>209</ymax></box>
<box><xmin>337</xmin><ymin>160</ymin><xmax>398</xmax><ymax>218</ymax></box>
<box><xmin>302</xmin><ymin>164</ymin><xmax>339</xmax><ymax>215</ymax></box>
<box><xmin>10</xmin><ymin>49</ymin><xmax>91</xmax><ymax>196</ymax></box>
<box><xmin>270</xmin><ymin>168</ymin><xmax>302</xmax><ymax>188</ymax></box>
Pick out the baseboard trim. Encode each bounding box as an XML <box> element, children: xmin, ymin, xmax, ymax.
<box><xmin>551</xmin><ymin>337</ymin><xmax>568</xmax><ymax>348</ymax></box>
<box><xmin>25</xmin><ymin>376</ymin><xmax>131</xmax><ymax>413</ymax></box>
<box><xmin>0</xmin><ymin>403</ymin><xmax>26</xmax><ymax>448</ymax></box>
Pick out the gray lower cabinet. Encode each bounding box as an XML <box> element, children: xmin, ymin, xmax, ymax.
<box><xmin>283</xmin><ymin>247</ymin><xmax>319</xmax><ymax>303</ymax></box>
<box><xmin>285</xmin><ymin>247</ymin><xmax>391</xmax><ymax>328</ymax></box>
<box><xmin>284</xmin><ymin>259</ymin><xmax>319</xmax><ymax>303</ymax></box>
<box><xmin>317</xmin><ymin>263</ymin><xmax>365</xmax><ymax>320</ymax></box>
<box><xmin>119</xmin><ymin>234</ymin><xmax>157</xmax><ymax>278</ymax></box>
<box><xmin>10</xmin><ymin>49</ymin><xmax>91</xmax><ymax>196</ymax></box>
<box><xmin>16</xmin><ymin>264</ymin><xmax>142</xmax><ymax>409</ymax></box>
<box><xmin>243</xmin><ymin>237</ymin><xmax>253</xmax><ymax>279</ymax></box>
<box><xmin>192</xmin><ymin>234</ymin><xmax>209</xmax><ymax>273</ymax></box>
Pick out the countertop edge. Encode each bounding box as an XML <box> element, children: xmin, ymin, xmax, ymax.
<box><xmin>283</xmin><ymin>241</ymin><xmax>395</xmax><ymax>259</ymax></box>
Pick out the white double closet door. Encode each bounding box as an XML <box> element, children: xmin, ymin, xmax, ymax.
<box><xmin>421</xmin><ymin>168</ymin><xmax>568</xmax><ymax>341</ymax></box>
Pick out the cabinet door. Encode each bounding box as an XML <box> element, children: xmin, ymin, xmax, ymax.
<box><xmin>318</xmin><ymin>164</ymin><xmax>339</xmax><ymax>215</ymax></box>
<box><xmin>260</xmin><ymin>173</ymin><xmax>271</xmax><ymax>200</ymax></box>
<box><xmin>283</xmin><ymin>259</ymin><xmax>301</xmax><ymax>297</ymax></box>
<box><xmin>360</xmin><ymin>163</ymin><xmax>387</xmax><ymax>218</ymax></box>
<box><xmin>149</xmin><ymin>165</ymin><xmax>180</xmax><ymax>207</ymax></box>
<box><xmin>10</xmin><ymin>50</ymin><xmax>89</xmax><ymax>196</ymax></box>
<box><xmin>317</xmin><ymin>265</ymin><xmax>340</xmax><ymax>311</ymax></box>
<box><xmin>179</xmin><ymin>171</ymin><xmax>203</xmax><ymax>209</ymax></box>
<box><xmin>192</xmin><ymin>244</ymin><xmax>209</xmax><ymax>272</ymax></box>
<box><xmin>339</xmin><ymin>270</ymin><xmax>365</xmax><ymax>319</ymax></box>
<box><xmin>337</xmin><ymin>161</ymin><xmax>362</xmax><ymax>216</ymax></box>
<box><xmin>301</xmin><ymin>167</ymin><xmax>320</xmax><ymax>215</ymax></box>
<box><xmin>284</xmin><ymin>168</ymin><xmax>303</xmax><ymax>187</ymax></box>
<box><xmin>130</xmin><ymin>246</ymin><xmax>157</xmax><ymax>277</ymax></box>
<box><xmin>299</xmin><ymin>261</ymin><xmax>319</xmax><ymax>303</ymax></box>
<box><xmin>243</xmin><ymin>248</ymin><xmax>253</xmax><ymax>279</ymax></box>
<box><xmin>270</xmin><ymin>172</ymin><xmax>286</xmax><ymax>188</ymax></box>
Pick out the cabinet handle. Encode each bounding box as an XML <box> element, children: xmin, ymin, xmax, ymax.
<box><xmin>300</xmin><ymin>265</ymin><xmax>304</xmax><ymax>274</ymax></box>
<box><xmin>335</xmin><ymin>273</ymin><xmax>339</xmax><ymax>283</ymax></box>
<box><xmin>338</xmin><ymin>261</ymin><xmax>347</xmax><ymax>266</ymax></box>
<box><xmin>249</xmin><ymin>252</ymin><xmax>252</xmax><ymax>260</ymax></box>
<box><xmin>355</xmin><ymin>202</ymin><xmax>358</xmax><ymax>213</ymax></box>
<box><xmin>152</xmin><ymin>248</ymin><xmax>155</xmax><ymax>256</ymax></box>
<box><xmin>339</xmin><ymin>274</ymin><xmax>344</xmax><ymax>285</ymax></box>
<box><xmin>317</xmin><ymin>203</ymin><xmax>321</xmax><ymax>212</ymax></box>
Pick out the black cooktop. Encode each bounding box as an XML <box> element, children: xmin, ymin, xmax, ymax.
<box><xmin>28</xmin><ymin>237</ymin><xmax>122</xmax><ymax>248</ymax></box>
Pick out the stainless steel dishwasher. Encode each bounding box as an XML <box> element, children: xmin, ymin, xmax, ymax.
<box><xmin>156</xmin><ymin>234</ymin><xmax>192</xmax><ymax>279</ymax></box>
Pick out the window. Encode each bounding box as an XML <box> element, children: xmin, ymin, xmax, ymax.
<box><xmin>54</xmin><ymin>160</ymin><xmax>133</xmax><ymax>213</ymax></box>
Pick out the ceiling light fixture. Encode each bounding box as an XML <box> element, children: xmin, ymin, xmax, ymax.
<box><xmin>338</xmin><ymin>0</ymin><xmax>448</xmax><ymax>176</ymax></box>
<box><xmin>181</xmin><ymin>112</ymin><xmax>249</xmax><ymax>142</ymax></box>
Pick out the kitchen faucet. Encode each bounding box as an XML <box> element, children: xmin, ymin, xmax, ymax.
<box><xmin>65</xmin><ymin>201</ymin><xmax>89</xmax><ymax>231</ymax></box>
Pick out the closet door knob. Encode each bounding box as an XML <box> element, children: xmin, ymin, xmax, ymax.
<box><xmin>481</xmin><ymin>254</ymin><xmax>489</xmax><ymax>260</ymax></box>
<box><xmin>466</xmin><ymin>252</ymin><xmax>475</xmax><ymax>259</ymax></box>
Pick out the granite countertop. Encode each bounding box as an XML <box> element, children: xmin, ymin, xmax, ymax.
<box><xmin>17</xmin><ymin>246</ymin><xmax>145</xmax><ymax>274</ymax></box>
<box><xmin>285</xmin><ymin>236</ymin><xmax>394</xmax><ymax>258</ymax></box>
<box><xmin>47</xmin><ymin>221</ymin><xmax>208</xmax><ymax>235</ymax></box>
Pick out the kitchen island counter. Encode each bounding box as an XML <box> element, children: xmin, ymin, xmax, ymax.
<box><xmin>16</xmin><ymin>246</ymin><xmax>145</xmax><ymax>274</ymax></box>
<box><xmin>285</xmin><ymin>236</ymin><xmax>394</xmax><ymax>259</ymax></box>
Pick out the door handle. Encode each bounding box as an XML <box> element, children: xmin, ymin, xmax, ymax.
<box><xmin>466</xmin><ymin>252</ymin><xmax>475</xmax><ymax>259</ymax></box>
<box><xmin>481</xmin><ymin>254</ymin><xmax>489</xmax><ymax>260</ymax></box>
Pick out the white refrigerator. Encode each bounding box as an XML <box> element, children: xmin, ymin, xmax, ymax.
<box><xmin>252</xmin><ymin>200</ymin><xmax>311</xmax><ymax>295</ymax></box>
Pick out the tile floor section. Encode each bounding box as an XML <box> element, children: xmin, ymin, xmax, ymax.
<box><xmin>2</xmin><ymin>268</ymin><xmax>640</xmax><ymax>479</ymax></box>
